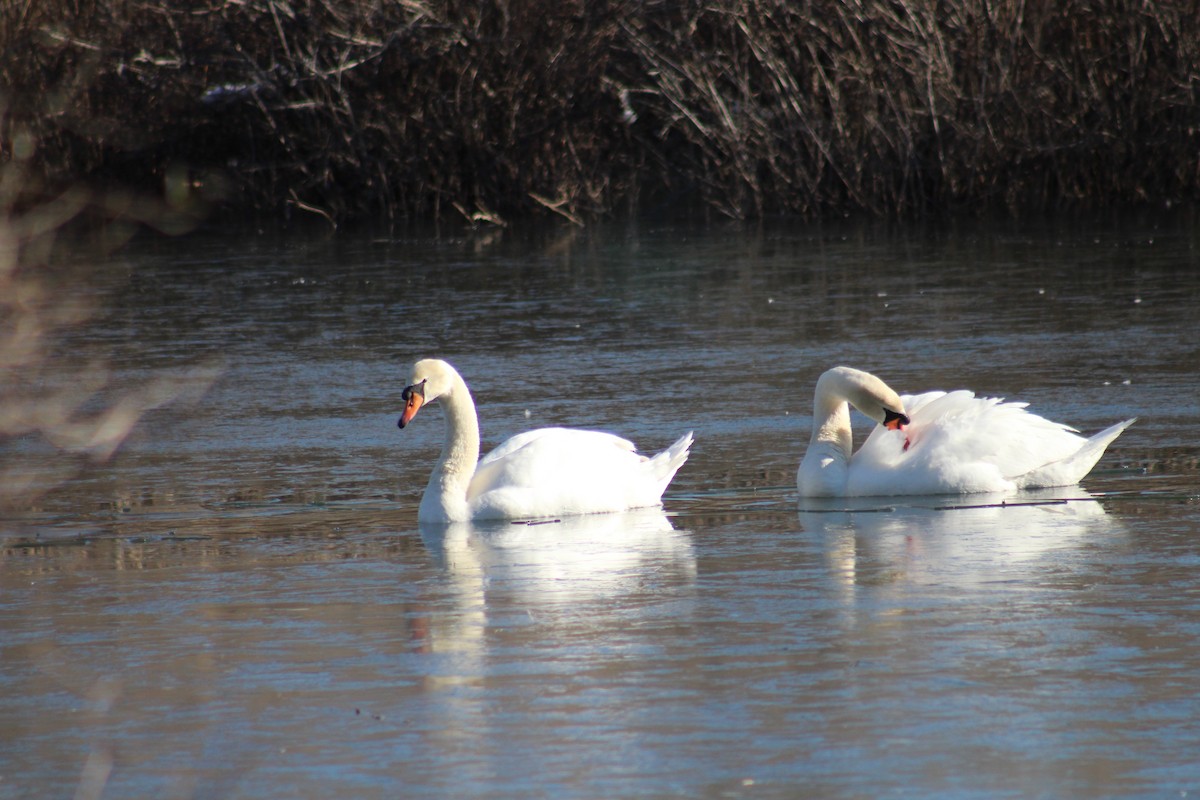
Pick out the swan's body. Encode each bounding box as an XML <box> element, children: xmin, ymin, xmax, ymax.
<box><xmin>398</xmin><ymin>359</ymin><xmax>693</xmax><ymax>523</ymax></box>
<box><xmin>797</xmin><ymin>366</ymin><xmax>1134</xmax><ymax>498</ymax></box>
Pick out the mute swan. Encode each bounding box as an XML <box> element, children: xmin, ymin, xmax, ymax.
<box><xmin>797</xmin><ymin>366</ymin><xmax>1135</xmax><ymax>498</ymax></box>
<box><xmin>398</xmin><ymin>358</ymin><xmax>694</xmax><ymax>523</ymax></box>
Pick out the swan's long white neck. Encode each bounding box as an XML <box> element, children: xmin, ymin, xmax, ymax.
<box><xmin>812</xmin><ymin>393</ymin><xmax>855</xmax><ymax>458</ymax></box>
<box><xmin>419</xmin><ymin>373</ymin><xmax>481</xmax><ymax>523</ymax></box>
<box><xmin>799</xmin><ymin>367</ymin><xmax>901</xmax><ymax>497</ymax></box>
<box><xmin>798</xmin><ymin>384</ymin><xmax>855</xmax><ymax>497</ymax></box>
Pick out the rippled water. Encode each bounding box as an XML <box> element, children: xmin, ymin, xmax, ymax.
<box><xmin>3</xmin><ymin>215</ymin><xmax>1199</xmax><ymax>798</ymax></box>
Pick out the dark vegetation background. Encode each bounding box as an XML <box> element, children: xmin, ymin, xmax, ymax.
<box><xmin>2</xmin><ymin>0</ymin><xmax>1199</xmax><ymax>225</ymax></box>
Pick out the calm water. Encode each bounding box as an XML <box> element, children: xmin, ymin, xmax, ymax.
<box><xmin>3</xmin><ymin>215</ymin><xmax>1199</xmax><ymax>799</ymax></box>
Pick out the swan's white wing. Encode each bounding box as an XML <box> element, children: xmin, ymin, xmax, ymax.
<box><xmin>468</xmin><ymin>428</ymin><xmax>691</xmax><ymax>520</ymax></box>
<box><xmin>848</xmin><ymin>390</ymin><xmax>1096</xmax><ymax>496</ymax></box>
<box><xmin>479</xmin><ymin>427</ymin><xmax>637</xmax><ymax>466</ymax></box>
<box><xmin>1016</xmin><ymin>417</ymin><xmax>1135</xmax><ymax>488</ymax></box>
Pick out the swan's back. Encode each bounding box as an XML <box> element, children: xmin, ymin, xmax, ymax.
<box><xmin>468</xmin><ymin>429</ymin><xmax>693</xmax><ymax>520</ymax></box>
<box><xmin>849</xmin><ymin>390</ymin><xmax>1130</xmax><ymax>496</ymax></box>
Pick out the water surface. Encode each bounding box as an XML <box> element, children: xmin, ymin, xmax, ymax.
<box><xmin>2</xmin><ymin>215</ymin><xmax>1199</xmax><ymax>798</ymax></box>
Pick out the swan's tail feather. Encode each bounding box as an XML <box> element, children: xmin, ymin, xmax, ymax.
<box><xmin>1018</xmin><ymin>417</ymin><xmax>1135</xmax><ymax>488</ymax></box>
<box><xmin>649</xmin><ymin>431</ymin><xmax>694</xmax><ymax>496</ymax></box>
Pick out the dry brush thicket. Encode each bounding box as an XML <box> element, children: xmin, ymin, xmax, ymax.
<box><xmin>2</xmin><ymin>0</ymin><xmax>1199</xmax><ymax>224</ymax></box>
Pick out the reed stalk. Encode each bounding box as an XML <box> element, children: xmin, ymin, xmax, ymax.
<box><xmin>2</xmin><ymin>0</ymin><xmax>1197</xmax><ymax>223</ymax></box>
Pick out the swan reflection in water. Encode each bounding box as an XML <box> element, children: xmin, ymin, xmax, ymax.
<box><xmin>798</xmin><ymin>485</ymin><xmax>1124</xmax><ymax>593</ymax></box>
<box><xmin>414</xmin><ymin>508</ymin><xmax>697</xmax><ymax>670</ymax></box>
<box><xmin>404</xmin><ymin>511</ymin><xmax>697</xmax><ymax>776</ymax></box>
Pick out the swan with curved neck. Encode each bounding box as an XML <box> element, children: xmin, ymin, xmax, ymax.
<box><xmin>797</xmin><ymin>366</ymin><xmax>1134</xmax><ymax>498</ymax></box>
<box><xmin>398</xmin><ymin>359</ymin><xmax>693</xmax><ymax>522</ymax></box>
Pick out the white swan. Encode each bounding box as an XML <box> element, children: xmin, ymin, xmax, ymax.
<box><xmin>398</xmin><ymin>358</ymin><xmax>694</xmax><ymax>523</ymax></box>
<box><xmin>797</xmin><ymin>366</ymin><xmax>1135</xmax><ymax>497</ymax></box>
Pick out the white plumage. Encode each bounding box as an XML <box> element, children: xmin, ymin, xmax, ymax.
<box><xmin>798</xmin><ymin>366</ymin><xmax>1134</xmax><ymax>498</ymax></box>
<box><xmin>398</xmin><ymin>359</ymin><xmax>693</xmax><ymax>523</ymax></box>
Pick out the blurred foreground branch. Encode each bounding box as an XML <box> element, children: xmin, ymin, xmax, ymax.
<box><xmin>0</xmin><ymin>118</ymin><xmax>218</xmax><ymax>506</ymax></box>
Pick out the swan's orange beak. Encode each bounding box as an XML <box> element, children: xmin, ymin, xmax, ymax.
<box><xmin>398</xmin><ymin>381</ymin><xmax>426</xmax><ymax>429</ymax></box>
<box><xmin>883</xmin><ymin>409</ymin><xmax>909</xmax><ymax>431</ymax></box>
<box><xmin>399</xmin><ymin>395</ymin><xmax>423</xmax><ymax>428</ymax></box>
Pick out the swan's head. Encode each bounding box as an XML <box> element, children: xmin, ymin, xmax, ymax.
<box><xmin>819</xmin><ymin>366</ymin><xmax>910</xmax><ymax>430</ymax></box>
<box><xmin>398</xmin><ymin>358</ymin><xmax>461</xmax><ymax>428</ymax></box>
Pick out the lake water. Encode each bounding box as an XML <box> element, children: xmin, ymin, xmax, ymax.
<box><xmin>2</xmin><ymin>214</ymin><xmax>1199</xmax><ymax>798</ymax></box>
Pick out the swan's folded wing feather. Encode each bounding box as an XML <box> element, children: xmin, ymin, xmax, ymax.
<box><xmin>1016</xmin><ymin>418</ymin><xmax>1135</xmax><ymax>488</ymax></box>
<box><xmin>478</xmin><ymin>427</ymin><xmax>636</xmax><ymax>466</ymax></box>
<box><xmin>468</xmin><ymin>428</ymin><xmax>641</xmax><ymax>506</ymax></box>
<box><xmin>851</xmin><ymin>390</ymin><xmax>1091</xmax><ymax>495</ymax></box>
